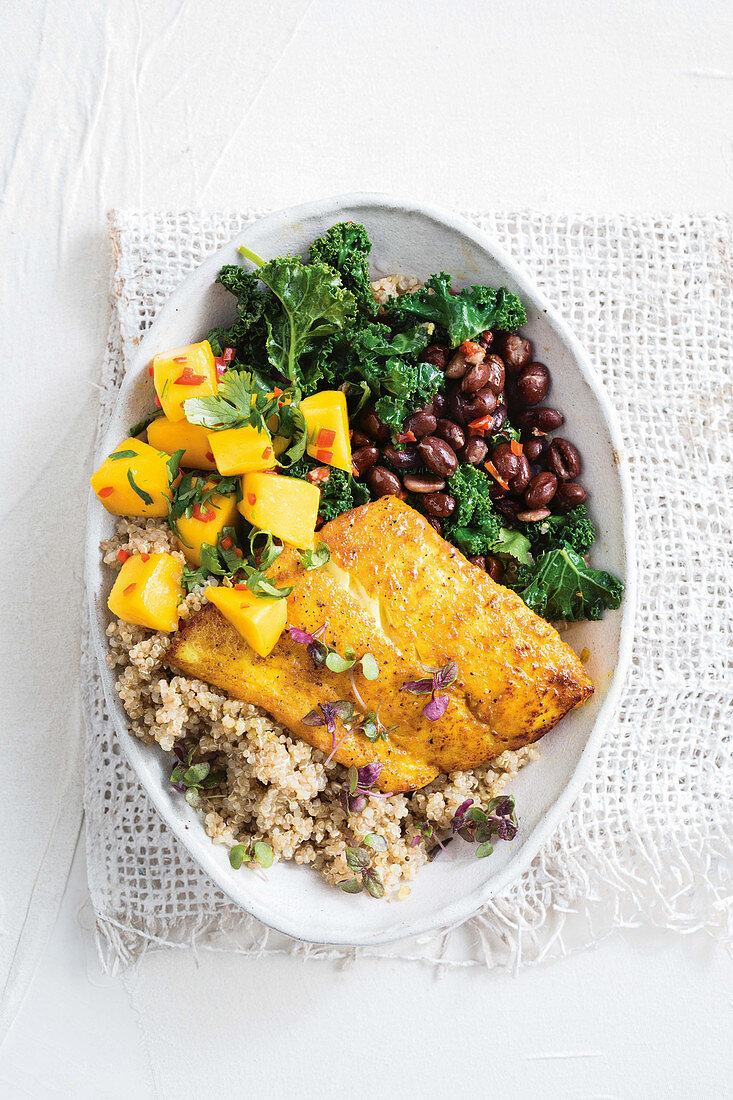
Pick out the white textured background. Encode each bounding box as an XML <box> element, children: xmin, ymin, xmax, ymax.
<box><xmin>1</xmin><ymin>1</ymin><xmax>731</xmax><ymax>1097</ymax></box>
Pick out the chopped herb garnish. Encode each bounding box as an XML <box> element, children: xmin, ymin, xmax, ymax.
<box><xmin>109</xmin><ymin>449</ymin><xmax>138</xmax><ymax>460</ymax></box>
<box><xmin>165</xmin><ymin>448</ymin><xmax>186</xmax><ymax>485</ymax></box>
<box><xmin>129</xmin><ymin>408</ymin><xmax>164</xmax><ymax>437</ymax></box>
<box><xmin>300</xmin><ymin>543</ymin><xmax>330</xmax><ymax>570</ymax></box>
<box><xmin>170</xmin><ymin>744</ymin><xmax>225</xmax><ymax>809</ymax></box>
<box><xmin>184</xmin><ymin>369</ymin><xmax>280</xmax><ymax>433</ymax></box>
<box><xmin>126</xmin><ymin>468</ymin><xmax>154</xmax><ymax>506</ymax></box>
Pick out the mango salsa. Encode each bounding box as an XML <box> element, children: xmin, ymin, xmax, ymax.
<box><xmin>152</xmin><ymin>341</ymin><xmax>218</xmax><ymax>422</ymax></box>
<box><xmin>204</xmin><ymin>584</ymin><xmax>287</xmax><ymax>658</ymax></box>
<box><xmin>90</xmin><ymin>437</ymin><xmax>172</xmax><ymax>517</ymax></box>
<box><xmin>174</xmin><ymin>480</ymin><xmax>239</xmax><ymax>566</ymax></box>
<box><xmin>108</xmin><ymin>553</ymin><xmax>183</xmax><ymax>631</ymax></box>
<box><xmin>207</xmin><ymin>425</ymin><xmax>277</xmax><ymax>476</ymax></box>
<box><xmin>147</xmin><ymin>416</ymin><xmax>217</xmax><ymax>470</ymax></box>
<box><xmin>299</xmin><ymin>390</ymin><xmax>352</xmax><ymax>472</ymax></box>
<box><xmin>238</xmin><ymin>472</ymin><xmax>320</xmax><ymax>548</ymax></box>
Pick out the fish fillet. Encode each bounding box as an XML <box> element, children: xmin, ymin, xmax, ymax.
<box><xmin>167</xmin><ymin>497</ymin><xmax>593</xmax><ymax>793</ymax></box>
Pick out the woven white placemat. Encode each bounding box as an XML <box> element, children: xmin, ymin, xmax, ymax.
<box><xmin>82</xmin><ymin>210</ymin><xmax>733</xmax><ymax>972</ymax></box>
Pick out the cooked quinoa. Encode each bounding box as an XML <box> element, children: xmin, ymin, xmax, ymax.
<box><xmin>102</xmin><ymin>517</ymin><xmax>536</xmax><ymax>893</ymax></box>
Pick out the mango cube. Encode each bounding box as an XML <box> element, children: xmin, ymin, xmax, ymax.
<box><xmin>147</xmin><ymin>416</ymin><xmax>217</xmax><ymax>470</ymax></box>
<box><xmin>91</xmin><ymin>437</ymin><xmax>173</xmax><ymax>517</ymax></box>
<box><xmin>299</xmin><ymin>390</ymin><xmax>352</xmax><ymax>472</ymax></box>
<box><xmin>108</xmin><ymin>553</ymin><xmax>183</xmax><ymax>631</ymax></box>
<box><xmin>238</xmin><ymin>472</ymin><xmax>320</xmax><ymax>548</ymax></box>
<box><xmin>207</xmin><ymin>425</ymin><xmax>277</xmax><ymax>476</ymax></box>
<box><xmin>152</xmin><ymin>341</ymin><xmax>218</xmax><ymax>422</ymax></box>
<box><xmin>204</xmin><ymin>584</ymin><xmax>287</xmax><ymax>658</ymax></box>
<box><xmin>174</xmin><ymin>480</ymin><xmax>239</xmax><ymax>566</ymax></box>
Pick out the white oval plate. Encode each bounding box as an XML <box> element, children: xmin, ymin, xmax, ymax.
<box><xmin>86</xmin><ymin>195</ymin><xmax>636</xmax><ymax>946</ymax></box>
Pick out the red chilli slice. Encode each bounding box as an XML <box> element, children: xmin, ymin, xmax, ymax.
<box><xmin>510</xmin><ymin>439</ymin><xmax>523</xmax><ymax>456</ymax></box>
<box><xmin>484</xmin><ymin>460</ymin><xmax>510</xmax><ymax>491</ymax></box>
<box><xmin>148</xmin><ymin>364</ymin><xmax>154</xmax><ymax>376</ymax></box>
<box><xmin>174</xmin><ymin>366</ymin><xmax>206</xmax><ymax>386</ymax></box>
<box><xmin>234</xmin><ymin>583</ymin><xmax>247</xmax><ymax>591</ymax></box>
<box><xmin>154</xmin><ymin>395</ymin><xmax>162</xmax><ymax>408</ymax></box>
<box><xmin>316</xmin><ymin>427</ymin><xmax>336</xmax><ymax>447</ymax></box>
<box><xmin>205</xmin><ymin>451</ymin><xmax>215</xmax><ymax>462</ymax></box>
<box><xmin>247</xmin><ymin>493</ymin><xmax>257</xmax><ymax>506</ymax></box>
<box><xmin>172</xmin><ymin>355</ymin><xmax>187</xmax><ymax>363</ymax></box>
<box><xmin>262</xmin><ymin>447</ymin><xmax>273</xmax><ymax>459</ymax></box>
<box><xmin>192</xmin><ymin>503</ymin><xmax>216</xmax><ymax>523</ymax></box>
<box><xmin>396</xmin><ymin>430</ymin><xmax>416</xmax><ymax>444</ymax></box>
<box><xmin>140</xmin><ymin>552</ymin><xmax>150</xmax><ymax>562</ymax></box>
<box><xmin>123</xmin><ymin>583</ymin><xmax>137</xmax><ymax>595</ymax></box>
<box><xmin>98</xmin><ymin>486</ymin><xmax>114</xmax><ymax>498</ymax></box>
<box><xmin>220</xmin><ymin>535</ymin><xmax>233</xmax><ymax>550</ymax></box>
<box><xmin>117</xmin><ymin>549</ymin><xmax>130</xmax><ymax>563</ymax></box>
<box><xmin>460</xmin><ymin>339</ymin><xmax>484</xmax><ymax>357</ymax></box>
<box><xmin>315</xmin><ymin>449</ymin><xmax>333</xmax><ymax>463</ymax></box>
<box><xmin>468</xmin><ymin>414</ymin><xmax>493</xmax><ymax>437</ymax></box>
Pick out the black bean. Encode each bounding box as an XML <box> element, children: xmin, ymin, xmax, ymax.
<box><xmin>491</xmin><ymin>442</ymin><xmax>521</xmax><ymax>480</ymax></box>
<box><xmin>463</xmin><ymin>388</ymin><xmax>498</xmax><ymax>420</ymax></box>
<box><xmin>477</xmin><ymin>330</ymin><xmax>494</xmax><ymax>349</ymax></box>
<box><xmin>366</xmin><ymin>466</ymin><xmax>402</xmax><ymax>497</ymax></box>
<box><xmin>421</xmin><ymin>344</ymin><xmax>449</xmax><ymax>371</ymax></box>
<box><xmin>404</xmin><ymin>410</ymin><xmax>437</xmax><ymax>438</ymax></box>
<box><xmin>524</xmin><ymin>471</ymin><xmax>558</xmax><ymax>508</ymax></box>
<box><xmin>351</xmin><ymin>446</ymin><xmax>379</xmax><ymax>477</ymax></box>
<box><xmin>518</xmin><ymin>406</ymin><xmax>564</xmax><ymax>434</ymax></box>
<box><xmin>491</xmin><ymin>404</ymin><xmax>507</xmax><ymax>433</ymax></box>
<box><xmin>523</xmin><ymin>438</ymin><xmax>546</xmax><ymax>463</ymax></box>
<box><xmin>546</xmin><ymin>438</ymin><xmax>581</xmax><ymax>481</ymax></box>
<box><xmin>403</xmin><ymin>473</ymin><xmax>446</xmax><ymax>493</ymax></box>
<box><xmin>435</xmin><ymin>418</ymin><xmax>466</xmax><ymax>451</ymax></box>
<box><xmin>426</xmin><ymin>516</ymin><xmax>444</xmax><ymax>536</ymax></box>
<box><xmin>359</xmin><ymin>407</ymin><xmax>390</xmax><ymax>443</ymax></box>
<box><xmin>445</xmin><ymin>350</ymin><xmax>471</xmax><ymax>379</ymax></box>
<box><xmin>516</xmin><ymin>362</ymin><xmax>550</xmax><ymax>406</ymax></box>
<box><xmin>517</xmin><ymin>507</ymin><xmax>551</xmax><ymax>522</ymax></box>
<box><xmin>485</xmin><ymin>555</ymin><xmax>504</xmax><ymax>582</ymax></box>
<box><xmin>509</xmin><ymin>454</ymin><xmax>531</xmax><ymax>495</ymax></box>
<box><xmin>351</xmin><ymin>430</ymin><xmax>371</xmax><ymax>449</ymax></box>
<box><xmin>462</xmin><ymin>437</ymin><xmax>488</xmax><ymax>466</ymax></box>
<box><xmin>494</xmin><ymin>498</ymin><xmax>522</xmax><ymax>520</ymax></box>
<box><xmin>383</xmin><ymin>444</ymin><xmax>419</xmax><ymax>470</ymax></box>
<box><xmin>502</xmin><ymin>334</ymin><xmax>532</xmax><ymax>371</ymax></box>
<box><xmin>555</xmin><ymin>482</ymin><xmax>588</xmax><ymax>511</ymax></box>
<box><xmin>468</xmin><ymin>555</ymin><xmax>487</xmax><ymax>571</ymax></box>
<box><xmin>431</xmin><ymin>392</ymin><xmax>448</xmax><ymax>418</ymax></box>
<box><xmin>447</xmin><ymin>386</ymin><xmax>467</xmax><ymax>427</ymax></box>
<box><xmin>484</xmin><ymin>355</ymin><xmax>506</xmax><ymax>395</ymax></box>
<box><xmin>421</xmin><ymin>492</ymin><xmax>456</xmax><ymax>518</ymax></box>
<box><xmin>418</xmin><ymin>436</ymin><xmax>458</xmax><ymax>478</ymax></box>
<box><xmin>460</xmin><ymin>360</ymin><xmax>492</xmax><ymax>394</ymax></box>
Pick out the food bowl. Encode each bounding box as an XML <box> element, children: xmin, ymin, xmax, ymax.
<box><xmin>86</xmin><ymin>194</ymin><xmax>636</xmax><ymax>946</ymax></box>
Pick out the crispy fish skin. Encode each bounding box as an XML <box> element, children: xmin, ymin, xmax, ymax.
<box><xmin>167</xmin><ymin>498</ymin><xmax>593</xmax><ymax>793</ymax></box>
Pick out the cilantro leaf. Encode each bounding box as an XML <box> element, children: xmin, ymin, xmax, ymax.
<box><xmin>184</xmin><ymin>370</ymin><xmax>277</xmax><ymax>432</ymax></box>
<box><xmin>513</xmin><ymin>545</ymin><xmax>624</xmax><ymax>622</ymax></box>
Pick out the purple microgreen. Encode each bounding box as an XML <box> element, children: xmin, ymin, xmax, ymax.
<box><xmin>339</xmin><ymin>790</ymin><xmax>367</xmax><ymax>814</ymax></box>
<box><xmin>357</xmin><ymin>761</ymin><xmax>382</xmax><ymax>788</ymax></box>
<box><xmin>171</xmin><ymin>782</ymin><xmax>186</xmax><ymax>794</ymax></box>
<box><xmin>452</xmin><ymin>798</ymin><xmax>474</xmax><ymax>832</ymax></box>
<box><xmin>333</xmin><ymin>700</ymin><xmax>355</xmax><ymax>722</ymax></box>
<box><xmin>173</xmin><ymin>743</ymin><xmax>188</xmax><ymax>763</ymax></box>
<box><xmin>409</xmin><ymin>835</ymin><xmax>420</xmax><ymax>848</ymax></box>
<box><xmin>362</xmin><ymin>866</ymin><xmax>385</xmax><ymax>898</ymax></box>
<box><xmin>345</xmin><ymin>845</ymin><xmax>371</xmax><ymax>872</ymax></box>
<box><xmin>422</xmin><ymin>693</ymin><xmax>450</xmax><ymax>721</ymax></box>
<box><xmin>433</xmin><ymin>660</ymin><xmax>459</xmax><ymax>691</ymax></box>
<box><xmin>288</xmin><ymin>626</ymin><xmax>314</xmax><ymax>645</ymax></box>
<box><xmin>301</xmin><ymin>707</ymin><xmax>326</xmax><ymax>727</ymax></box>
<box><xmin>253</xmin><ymin>841</ymin><xmax>274</xmax><ymax>868</ymax></box>
<box><xmin>324</xmin><ymin>733</ymin><xmax>351</xmax><ymax>767</ymax></box>
<box><xmin>363</xmin><ymin>832</ymin><xmax>387</xmax><ymax>852</ymax></box>
<box><xmin>307</xmin><ymin>640</ymin><xmax>328</xmax><ymax>666</ymax></box>
<box><xmin>400</xmin><ymin>676</ymin><xmax>435</xmax><ymax>695</ymax></box>
<box><xmin>449</xmin><ymin>794</ymin><xmax>518</xmax><ymax>855</ymax></box>
<box><xmin>339</xmin><ymin>876</ymin><xmax>363</xmax><ymax>894</ymax></box>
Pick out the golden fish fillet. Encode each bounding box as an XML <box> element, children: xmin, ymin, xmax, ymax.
<box><xmin>167</xmin><ymin>497</ymin><xmax>593</xmax><ymax>793</ymax></box>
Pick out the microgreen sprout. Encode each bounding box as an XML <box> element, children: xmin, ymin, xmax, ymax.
<box><xmin>400</xmin><ymin>659</ymin><xmax>458</xmax><ymax>721</ymax></box>
<box><xmin>337</xmin><ymin>761</ymin><xmax>389</xmax><ymax>815</ymax></box>
<box><xmin>170</xmin><ymin>744</ymin><xmax>225</xmax><ymax>809</ymax></box>
<box><xmin>409</xmin><ymin>820</ymin><xmax>454</xmax><ymax>860</ymax></box>
<box><xmin>339</xmin><ymin>835</ymin><xmax>386</xmax><ymax>898</ymax></box>
<box><xmin>288</xmin><ymin>623</ymin><xmax>380</xmax><ymax>682</ymax></box>
<box><xmin>301</xmin><ymin>700</ymin><xmax>355</xmax><ymax>757</ymax></box>
<box><xmin>228</xmin><ymin>840</ymin><xmax>274</xmax><ymax>870</ymax></box>
<box><xmin>451</xmin><ymin>795</ymin><xmax>518</xmax><ymax>858</ymax></box>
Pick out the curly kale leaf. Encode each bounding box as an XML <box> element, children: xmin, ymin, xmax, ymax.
<box><xmin>444</xmin><ymin>464</ymin><xmax>502</xmax><ymax>552</ymax></box>
<box><xmin>256</xmin><ymin>257</ymin><xmax>356</xmax><ymax>386</ymax></box>
<box><xmin>314</xmin><ymin>322</ymin><xmax>438</xmax><ymax>431</ymax></box>
<box><xmin>519</xmin><ymin>505</ymin><xmax>597</xmax><ymax>556</ymax></box>
<box><xmin>288</xmin><ymin>461</ymin><xmax>369</xmax><ymax>523</ymax></box>
<box><xmin>309</xmin><ymin>222</ymin><xmax>377</xmax><ymax>317</ymax></box>
<box><xmin>207</xmin><ymin>266</ymin><xmax>269</xmax><ymax>367</ymax></box>
<box><xmin>385</xmin><ymin>272</ymin><xmax>526</xmax><ymax>347</ymax></box>
<box><xmin>513</xmin><ymin>545</ymin><xmax>624</xmax><ymax>622</ymax></box>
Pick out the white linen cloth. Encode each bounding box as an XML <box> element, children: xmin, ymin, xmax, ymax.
<box><xmin>82</xmin><ymin>210</ymin><xmax>732</xmax><ymax>971</ymax></box>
